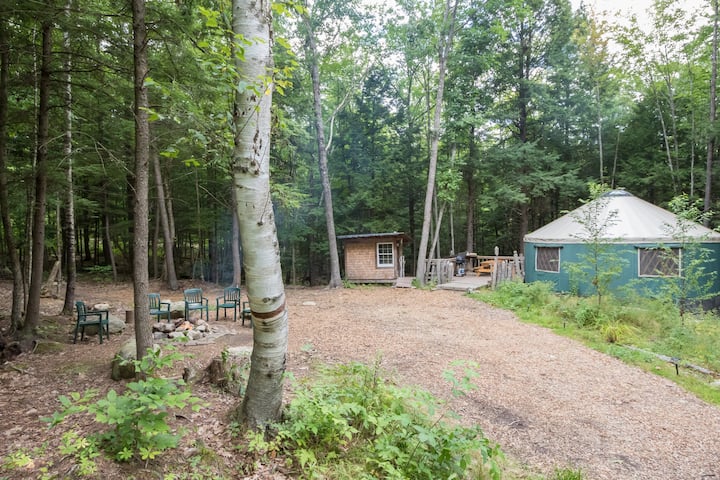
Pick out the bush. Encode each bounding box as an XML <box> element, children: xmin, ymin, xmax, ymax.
<box><xmin>244</xmin><ymin>361</ymin><xmax>503</xmax><ymax>480</ymax></box>
<box><xmin>44</xmin><ymin>346</ymin><xmax>205</xmax><ymax>463</ymax></box>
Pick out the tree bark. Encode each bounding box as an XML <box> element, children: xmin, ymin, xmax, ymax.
<box><xmin>415</xmin><ymin>0</ymin><xmax>458</xmax><ymax>285</ymax></box>
<box><xmin>705</xmin><ymin>0</ymin><xmax>719</xmax><ymax>225</ymax></box>
<box><xmin>152</xmin><ymin>151</ymin><xmax>178</xmax><ymax>290</ymax></box>
<box><xmin>303</xmin><ymin>13</ymin><xmax>342</xmax><ymax>289</ymax></box>
<box><xmin>231</xmin><ymin>187</ymin><xmax>242</xmax><ymax>287</ymax></box>
<box><xmin>230</xmin><ymin>0</ymin><xmax>287</xmax><ymax>430</ymax></box>
<box><xmin>61</xmin><ymin>3</ymin><xmax>77</xmax><ymax>314</ymax></box>
<box><xmin>23</xmin><ymin>20</ymin><xmax>53</xmax><ymax>337</ymax></box>
<box><xmin>0</xmin><ymin>19</ymin><xmax>24</xmax><ymax>330</ymax></box>
<box><xmin>132</xmin><ymin>0</ymin><xmax>152</xmax><ymax>359</ymax></box>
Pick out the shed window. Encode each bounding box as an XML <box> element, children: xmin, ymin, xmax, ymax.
<box><xmin>377</xmin><ymin>242</ymin><xmax>394</xmax><ymax>267</ymax></box>
<box><xmin>536</xmin><ymin>247</ymin><xmax>560</xmax><ymax>273</ymax></box>
<box><xmin>638</xmin><ymin>247</ymin><xmax>681</xmax><ymax>277</ymax></box>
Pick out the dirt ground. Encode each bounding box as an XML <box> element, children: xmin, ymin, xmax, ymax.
<box><xmin>1</xmin><ymin>280</ymin><xmax>720</xmax><ymax>480</ymax></box>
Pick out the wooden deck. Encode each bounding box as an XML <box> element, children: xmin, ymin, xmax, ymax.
<box><xmin>394</xmin><ymin>274</ymin><xmax>490</xmax><ymax>292</ymax></box>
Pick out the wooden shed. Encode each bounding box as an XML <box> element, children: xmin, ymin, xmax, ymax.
<box><xmin>337</xmin><ymin>232</ymin><xmax>410</xmax><ymax>283</ymax></box>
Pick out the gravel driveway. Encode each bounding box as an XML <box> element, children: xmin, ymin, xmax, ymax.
<box><xmin>286</xmin><ymin>286</ymin><xmax>720</xmax><ymax>480</ymax></box>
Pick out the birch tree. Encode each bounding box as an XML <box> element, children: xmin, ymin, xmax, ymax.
<box><xmin>415</xmin><ymin>0</ymin><xmax>458</xmax><ymax>285</ymax></box>
<box><xmin>230</xmin><ymin>0</ymin><xmax>288</xmax><ymax>428</ymax></box>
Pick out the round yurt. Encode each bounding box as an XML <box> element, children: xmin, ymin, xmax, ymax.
<box><xmin>523</xmin><ymin>190</ymin><xmax>720</xmax><ymax>301</ymax></box>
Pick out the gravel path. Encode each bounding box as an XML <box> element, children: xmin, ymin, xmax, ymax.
<box><xmin>286</xmin><ymin>286</ymin><xmax>720</xmax><ymax>480</ymax></box>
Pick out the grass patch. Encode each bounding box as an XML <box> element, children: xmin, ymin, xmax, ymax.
<box><xmin>471</xmin><ymin>281</ymin><xmax>720</xmax><ymax>406</ymax></box>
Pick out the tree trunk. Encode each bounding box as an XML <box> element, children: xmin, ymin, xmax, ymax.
<box><xmin>23</xmin><ymin>20</ymin><xmax>53</xmax><ymax>337</ymax></box>
<box><xmin>61</xmin><ymin>3</ymin><xmax>77</xmax><ymax>314</ymax></box>
<box><xmin>152</xmin><ymin>151</ymin><xmax>178</xmax><ymax>290</ymax></box>
<box><xmin>303</xmin><ymin>15</ymin><xmax>342</xmax><ymax>289</ymax></box>
<box><xmin>415</xmin><ymin>0</ymin><xmax>458</xmax><ymax>285</ymax></box>
<box><xmin>705</xmin><ymin>0</ymin><xmax>719</xmax><ymax>225</ymax></box>
<box><xmin>230</xmin><ymin>0</ymin><xmax>287</xmax><ymax>430</ymax></box>
<box><xmin>103</xmin><ymin>209</ymin><xmax>117</xmax><ymax>282</ymax></box>
<box><xmin>132</xmin><ymin>0</ymin><xmax>152</xmax><ymax>359</ymax></box>
<box><xmin>231</xmin><ymin>187</ymin><xmax>242</xmax><ymax>287</ymax></box>
<box><xmin>465</xmin><ymin>127</ymin><xmax>477</xmax><ymax>254</ymax></box>
<box><xmin>0</xmin><ymin>19</ymin><xmax>24</xmax><ymax>330</ymax></box>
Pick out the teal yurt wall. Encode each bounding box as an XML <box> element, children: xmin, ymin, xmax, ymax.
<box><xmin>523</xmin><ymin>190</ymin><xmax>720</xmax><ymax>300</ymax></box>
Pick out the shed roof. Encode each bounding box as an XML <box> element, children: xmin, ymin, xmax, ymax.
<box><xmin>337</xmin><ymin>232</ymin><xmax>411</xmax><ymax>242</ymax></box>
<box><xmin>524</xmin><ymin>190</ymin><xmax>720</xmax><ymax>244</ymax></box>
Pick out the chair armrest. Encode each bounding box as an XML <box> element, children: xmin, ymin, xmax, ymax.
<box><xmin>160</xmin><ymin>301</ymin><xmax>171</xmax><ymax>310</ymax></box>
<box><xmin>86</xmin><ymin>310</ymin><xmax>108</xmax><ymax>320</ymax></box>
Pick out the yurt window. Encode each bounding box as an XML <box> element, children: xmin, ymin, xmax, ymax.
<box><xmin>638</xmin><ymin>247</ymin><xmax>681</xmax><ymax>277</ymax></box>
<box><xmin>536</xmin><ymin>247</ymin><xmax>560</xmax><ymax>273</ymax></box>
<box><xmin>376</xmin><ymin>242</ymin><xmax>394</xmax><ymax>267</ymax></box>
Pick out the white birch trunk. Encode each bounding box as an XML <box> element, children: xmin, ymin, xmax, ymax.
<box><xmin>231</xmin><ymin>0</ymin><xmax>287</xmax><ymax>429</ymax></box>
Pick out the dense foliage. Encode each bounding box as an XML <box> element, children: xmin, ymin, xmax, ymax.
<box><xmin>1</xmin><ymin>0</ymin><xmax>717</xmax><ymax>284</ymax></box>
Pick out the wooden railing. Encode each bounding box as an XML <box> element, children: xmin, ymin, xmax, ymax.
<box><xmin>424</xmin><ymin>258</ymin><xmax>455</xmax><ymax>285</ymax></box>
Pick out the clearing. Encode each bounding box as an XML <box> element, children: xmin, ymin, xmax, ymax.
<box><xmin>1</xmin><ymin>280</ymin><xmax>719</xmax><ymax>479</ymax></box>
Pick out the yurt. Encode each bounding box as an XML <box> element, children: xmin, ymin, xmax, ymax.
<box><xmin>523</xmin><ymin>190</ymin><xmax>720</xmax><ymax>300</ymax></box>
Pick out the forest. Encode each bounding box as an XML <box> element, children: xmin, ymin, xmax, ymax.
<box><xmin>1</xmin><ymin>0</ymin><xmax>719</xmax><ymax>315</ymax></box>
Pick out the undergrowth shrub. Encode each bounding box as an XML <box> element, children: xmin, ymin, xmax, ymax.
<box><xmin>243</xmin><ymin>361</ymin><xmax>502</xmax><ymax>480</ymax></box>
<box><xmin>44</xmin><ymin>346</ymin><xmax>205</xmax><ymax>464</ymax></box>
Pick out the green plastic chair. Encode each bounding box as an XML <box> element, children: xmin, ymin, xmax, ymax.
<box><xmin>183</xmin><ymin>288</ymin><xmax>209</xmax><ymax>321</ymax></box>
<box><xmin>241</xmin><ymin>300</ymin><xmax>252</xmax><ymax>327</ymax></box>
<box><xmin>73</xmin><ymin>301</ymin><xmax>110</xmax><ymax>344</ymax></box>
<box><xmin>215</xmin><ymin>286</ymin><xmax>241</xmax><ymax>321</ymax></box>
<box><xmin>149</xmin><ymin>293</ymin><xmax>171</xmax><ymax>322</ymax></box>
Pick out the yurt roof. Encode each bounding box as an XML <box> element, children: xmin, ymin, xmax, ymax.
<box><xmin>524</xmin><ymin>190</ymin><xmax>720</xmax><ymax>244</ymax></box>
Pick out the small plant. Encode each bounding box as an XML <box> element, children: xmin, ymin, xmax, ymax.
<box><xmin>2</xmin><ymin>449</ymin><xmax>34</xmax><ymax>470</ymax></box>
<box><xmin>246</xmin><ymin>361</ymin><xmax>503</xmax><ymax>480</ymax></box>
<box><xmin>599</xmin><ymin>320</ymin><xmax>633</xmax><ymax>344</ymax></box>
<box><xmin>58</xmin><ymin>431</ymin><xmax>100</xmax><ymax>476</ymax></box>
<box><xmin>551</xmin><ymin>467</ymin><xmax>584</xmax><ymax>480</ymax></box>
<box><xmin>45</xmin><ymin>346</ymin><xmax>205</xmax><ymax>463</ymax></box>
<box><xmin>574</xmin><ymin>302</ymin><xmax>600</xmax><ymax>327</ymax></box>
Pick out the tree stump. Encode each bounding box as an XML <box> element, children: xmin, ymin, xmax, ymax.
<box><xmin>205</xmin><ymin>347</ymin><xmax>251</xmax><ymax>396</ymax></box>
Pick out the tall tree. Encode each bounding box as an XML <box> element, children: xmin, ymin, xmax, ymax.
<box><xmin>415</xmin><ymin>0</ymin><xmax>458</xmax><ymax>285</ymax></box>
<box><xmin>0</xmin><ymin>16</ymin><xmax>23</xmax><ymax>331</ymax></box>
<box><xmin>302</xmin><ymin>17</ymin><xmax>341</xmax><ymax>288</ymax></box>
<box><xmin>230</xmin><ymin>0</ymin><xmax>288</xmax><ymax>428</ymax></box>
<box><xmin>132</xmin><ymin>0</ymin><xmax>152</xmax><ymax>358</ymax></box>
<box><xmin>152</xmin><ymin>150</ymin><xmax>178</xmax><ymax>290</ymax></box>
<box><xmin>705</xmin><ymin>0</ymin><xmax>718</xmax><ymax>223</ymax></box>
<box><xmin>61</xmin><ymin>0</ymin><xmax>77</xmax><ymax>315</ymax></box>
<box><xmin>23</xmin><ymin>18</ymin><xmax>53</xmax><ymax>338</ymax></box>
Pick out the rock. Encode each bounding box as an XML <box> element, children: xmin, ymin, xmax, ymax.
<box><xmin>168</xmin><ymin>331</ymin><xmax>187</xmax><ymax>339</ymax></box>
<box><xmin>152</xmin><ymin>332</ymin><xmax>166</xmax><ymax>341</ymax></box>
<box><xmin>153</xmin><ymin>322</ymin><xmax>176</xmax><ymax>333</ymax></box>
<box><xmin>107</xmin><ymin>314</ymin><xmax>125</xmax><ymax>334</ymax></box>
<box><xmin>176</xmin><ymin>321</ymin><xmax>193</xmax><ymax>331</ymax></box>
<box><xmin>111</xmin><ymin>338</ymin><xmax>137</xmax><ymax>381</ymax></box>
<box><xmin>93</xmin><ymin>303</ymin><xmax>111</xmax><ymax>311</ymax></box>
<box><xmin>32</xmin><ymin>340</ymin><xmax>64</xmax><ymax>354</ymax></box>
<box><xmin>301</xmin><ymin>301</ymin><xmax>317</xmax><ymax>306</ymax></box>
<box><xmin>187</xmin><ymin>330</ymin><xmax>204</xmax><ymax>341</ymax></box>
<box><xmin>169</xmin><ymin>301</ymin><xmax>185</xmax><ymax>319</ymax></box>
